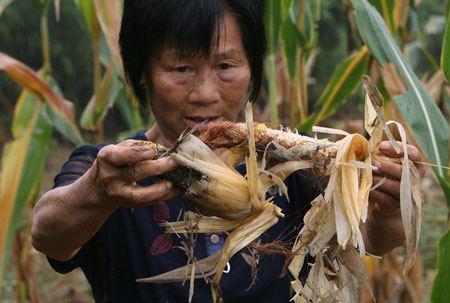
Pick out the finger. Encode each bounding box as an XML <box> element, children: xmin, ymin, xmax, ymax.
<box><xmin>120</xmin><ymin>180</ymin><xmax>179</xmax><ymax>207</ymax></box>
<box><xmin>372</xmin><ymin>176</ymin><xmax>401</xmax><ymax>199</ymax></box>
<box><xmin>134</xmin><ymin>188</ymin><xmax>180</xmax><ymax>207</ymax></box>
<box><xmin>372</xmin><ymin>159</ymin><xmax>402</xmax><ymax>180</ymax></box>
<box><xmin>369</xmin><ymin>189</ymin><xmax>399</xmax><ymax>214</ymax></box>
<box><xmin>416</xmin><ymin>162</ymin><xmax>426</xmax><ymax>179</ymax></box>
<box><xmin>122</xmin><ymin>156</ymin><xmax>179</xmax><ymax>182</ymax></box>
<box><xmin>379</xmin><ymin>141</ymin><xmax>421</xmax><ymax>161</ymax></box>
<box><xmin>98</xmin><ymin>144</ymin><xmax>154</xmax><ymax>167</ymax></box>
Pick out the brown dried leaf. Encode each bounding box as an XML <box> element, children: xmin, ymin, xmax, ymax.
<box><xmin>424</xmin><ymin>70</ymin><xmax>445</xmax><ymax>105</ymax></box>
<box><xmin>245</xmin><ymin>102</ymin><xmax>262</xmax><ymax>208</ymax></box>
<box><xmin>0</xmin><ymin>52</ymin><xmax>77</xmax><ymax>127</ymax></box>
<box><xmin>211</xmin><ymin>204</ymin><xmax>282</xmax><ymax>302</ymax></box>
<box><xmin>336</xmin><ymin>246</ymin><xmax>374</xmax><ymax>301</ymax></box>
<box><xmin>136</xmin><ymin>252</ymin><xmax>219</xmax><ymax>283</ymax></box>
<box><xmin>160</xmin><ymin>211</ymin><xmax>241</xmax><ymax>234</ymax></box>
<box><xmin>380</xmin><ymin>63</ymin><xmax>407</xmax><ymax>97</ymax></box>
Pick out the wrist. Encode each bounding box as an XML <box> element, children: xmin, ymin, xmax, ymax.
<box><xmin>73</xmin><ymin>163</ymin><xmax>118</xmax><ymax>213</ymax></box>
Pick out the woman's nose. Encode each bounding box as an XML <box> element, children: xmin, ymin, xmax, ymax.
<box><xmin>188</xmin><ymin>69</ymin><xmax>220</xmax><ymax>104</ymax></box>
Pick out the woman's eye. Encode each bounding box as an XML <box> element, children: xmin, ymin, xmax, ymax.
<box><xmin>219</xmin><ymin>63</ymin><xmax>231</xmax><ymax>70</ymax></box>
<box><xmin>175</xmin><ymin>66</ymin><xmax>189</xmax><ymax>72</ymax></box>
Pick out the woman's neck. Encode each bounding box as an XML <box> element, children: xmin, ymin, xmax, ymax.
<box><xmin>144</xmin><ymin>123</ymin><xmax>174</xmax><ymax>148</ymax></box>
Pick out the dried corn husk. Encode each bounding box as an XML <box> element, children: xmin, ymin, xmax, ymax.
<box><xmin>138</xmin><ymin>103</ymin><xmax>285</xmax><ymax>303</ymax></box>
<box><xmin>136</xmin><ymin>77</ymin><xmax>423</xmax><ymax>303</ymax></box>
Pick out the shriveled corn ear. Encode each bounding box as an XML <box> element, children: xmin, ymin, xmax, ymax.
<box><xmin>286</xmin><ymin>75</ymin><xmax>423</xmax><ymax>302</ymax></box>
<box><xmin>135</xmin><ymin>77</ymin><xmax>422</xmax><ymax>303</ymax></box>
<box><xmin>138</xmin><ymin>103</ymin><xmax>285</xmax><ymax>303</ymax></box>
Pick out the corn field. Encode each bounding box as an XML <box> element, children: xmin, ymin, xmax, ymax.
<box><xmin>0</xmin><ymin>0</ymin><xmax>449</xmax><ymax>302</ymax></box>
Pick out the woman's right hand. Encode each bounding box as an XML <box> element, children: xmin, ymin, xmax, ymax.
<box><xmin>88</xmin><ymin>139</ymin><xmax>180</xmax><ymax>209</ymax></box>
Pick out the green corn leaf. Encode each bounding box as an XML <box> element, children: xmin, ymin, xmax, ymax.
<box><xmin>367</xmin><ymin>0</ymin><xmax>383</xmax><ymax>13</ymax></box>
<box><xmin>0</xmin><ymin>0</ymin><xmax>14</xmax><ymax>16</ymax></box>
<box><xmin>431</xmin><ymin>229</ymin><xmax>450</xmax><ymax>303</ymax></box>
<box><xmin>437</xmin><ymin>176</ymin><xmax>450</xmax><ymax>208</ymax></box>
<box><xmin>296</xmin><ymin>114</ymin><xmax>316</xmax><ymax>133</ymax></box>
<box><xmin>316</xmin><ymin>46</ymin><xmax>370</xmax><ymax>117</ymax></box>
<box><xmin>353</xmin><ymin>0</ymin><xmax>449</xmax><ymax>178</ymax></box>
<box><xmin>0</xmin><ymin>52</ymin><xmax>84</xmax><ymax>145</ymax></box>
<box><xmin>78</xmin><ymin>0</ymin><xmax>96</xmax><ymax>34</ymax></box>
<box><xmin>116</xmin><ymin>90</ymin><xmax>139</xmax><ymax>131</ymax></box>
<box><xmin>37</xmin><ymin>0</ymin><xmax>51</xmax><ymax>13</ymax></box>
<box><xmin>445</xmin><ymin>1</ymin><xmax>449</xmax><ymax>19</ymax></box>
<box><xmin>93</xmin><ymin>0</ymin><xmax>124</xmax><ymax>74</ymax></box>
<box><xmin>381</xmin><ymin>0</ymin><xmax>395</xmax><ymax>33</ymax></box>
<box><xmin>0</xmin><ymin>90</ymin><xmax>53</xmax><ymax>293</ymax></box>
<box><xmin>442</xmin><ymin>17</ymin><xmax>450</xmax><ymax>82</ymax></box>
<box><xmin>297</xmin><ymin>46</ymin><xmax>370</xmax><ymax>131</ymax></box>
<box><xmin>81</xmin><ymin>62</ymin><xmax>123</xmax><ymax>130</ymax></box>
<box><xmin>303</xmin><ymin>2</ymin><xmax>315</xmax><ymax>44</ymax></box>
<box><xmin>265</xmin><ymin>0</ymin><xmax>282</xmax><ymax>56</ymax></box>
<box><xmin>309</xmin><ymin>0</ymin><xmax>321</xmax><ymax>21</ymax></box>
<box><xmin>265</xmin><ymin>0</ymin><xmax>282</xmax><ymax>125</ymax></box>
<box><xmin>281</xmin><ymin>0</ymin><xmax>294</xmax><ymax>21</ymax></box>
<box><xmin>281</xmin><ymin>17</ymin><xmax>307</xmax><ymax>79</ymax></box>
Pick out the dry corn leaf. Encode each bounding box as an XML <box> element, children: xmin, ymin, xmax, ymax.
<box><xmin>136</xmin><ymin>252</ymin><xmax>219</xmax><ymax>283</ymax></box>
<box><xmin>160</xmin><ymin>212</ymin><xmax>242</xmax><ymax>234</ymax></box>
<box><xmin>136</xmin><ymin>77</ymin><xmax>422</xmax><ymax>302</ymax></box>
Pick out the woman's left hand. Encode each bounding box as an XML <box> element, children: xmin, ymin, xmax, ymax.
<box><xmin>369</xmin><ymin>141</ymin><xmax>426</xmax><ymax>215</ymax></box>
<box><xmin>361</xmin><ymin>141</ymin><xmax>425</xmax><ymax>255</ymax></box>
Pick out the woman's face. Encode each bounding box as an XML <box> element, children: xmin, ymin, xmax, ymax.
<box><xmin>147</xmin><ymin>13</ymin><xmax>251</xmax><ymax>145</ymax></box>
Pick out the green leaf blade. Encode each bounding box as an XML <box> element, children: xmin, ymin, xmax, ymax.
<box><xmin>0</xmin><ymin>53</ymin><xmax>84</xmax><ymax>145</ymax></box>
<box><xmin>316</xmin><ymin>47</ymin><xmax>370</xmax><ymax>119</ymax></box>
<box><xmin>0</xmin><ymin>95</ymin><xmax>53</xmax><ymax>291</ymax></box>
<box><xmin>353</xmin><ymin>0</ymin><xmax>449</xmax><ymax>177</ymax></box>
<box><xmin>431</xmin><ymin>229</ymin><xmax>450</xmax><ymax>303</ymax></box>
<box><xmin>441</xmin><ymin>17</ymin><xmax>450</xmax><ymax>82</ymax></box>
<box><xmin>78</xmin><ymin>0</ymin><xmax>96</xmax><ymax>34</ymax></box>
<box><xmin>264</xmin><ymin>0</ymin><xmax>282</xmax><ymax>55</ymax></box>
<box><xmin>81</xmin><ymin>65</ymin><xmax>123</xmax><ymax>130</ymax></box>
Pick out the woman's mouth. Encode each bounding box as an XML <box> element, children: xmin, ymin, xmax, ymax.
<box><xmin>184</xmin><ymin>116</ymin><xmax>222</xmax><ymax>132</ymax></box>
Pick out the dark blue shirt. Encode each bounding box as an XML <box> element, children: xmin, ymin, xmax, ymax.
<box><xmin>48</xmin><ymin>131</ymin><xmax>324</xmax><ymax>303</ymax></box>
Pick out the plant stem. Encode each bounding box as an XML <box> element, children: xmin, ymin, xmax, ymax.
<box><xmin>92</xmin><ymin>13</ymin><xmax>102</xmax><ymax>144</ymax></box>
<box><xmin>132</xmin><ymin>98</ymin><xmax>143</xmax><ymax>130</ymax></box>
<box><xmin>268</xmin><ymin>54</ymin><xmax>278</xmax><ymax>126</ymax></box>
<box><xmin>40</xmin><ymin>14</ymin><xmax>51</xmax><ymax>74</ymax></box>
<box><xmin>299</xmin><ymin>52</ymin><xmax>308</xmax><ymax>123</ymax></box>
<box><xmin>299</xmin><ymin>0</ymin><xmax>306</xmax><ymax>31</ymax></box>
<box><xmin>290</xmin><ymin>58</ymin><xmax>301</xmax><ymax>129</ymax></box>
<box><xmin>448</xmin><ymin>123</ymin><xmax>450</xmax><ymax>179</ymax></box>
<box><xmin>298</xmin><ymin>0</ymin><xmax>308</xmax><ymax>124</ymax></box>
<box><xmin>18</xmin><ymin>281</ymin><xmax>26</xmax><ymax>303</ymax></box>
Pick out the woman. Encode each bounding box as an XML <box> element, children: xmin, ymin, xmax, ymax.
<box><xmin>31</xmin><ymin>1</ymin><xmax>425</xmax><ymax>302</ymax></box>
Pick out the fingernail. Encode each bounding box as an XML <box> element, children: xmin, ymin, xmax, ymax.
<box><xmin>379</xmin><ymin>142</ymin><xmax>390</xmax><ymax>150</ymax></box>
<box><xmin>142</xmin><ymin>149</ymin><xmax>154</xmax><ymax>159</ymax></box>
<box><xmin>168</xmin><ymin>158</ymin><xmax>178</xmax><ymax>168</ymax></box>
<box><xmin>166</xmin><ymin>181</ymin><xmax>173</xmax><ymax>190</ymax></box>
<box><xmin>373</xmin><ymin>160</ymin><xmax>381</xmax><ymax>169</ymax></box>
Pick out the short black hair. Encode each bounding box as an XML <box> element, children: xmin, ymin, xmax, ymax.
<box><xmin>119</xmin><ymin>0</ymin><xmax>266</xmax><ymax>105</ymax></box>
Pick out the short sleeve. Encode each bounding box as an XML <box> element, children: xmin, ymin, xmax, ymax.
<box><xmin>53</xmin><ymin>145</ymin><xmax>99</xmax><ymax>188</ymax></box>
<box><xmin>48</xmin><ymin>144</ymin><xmax>101</xmax><ymax>273</ymax></box>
